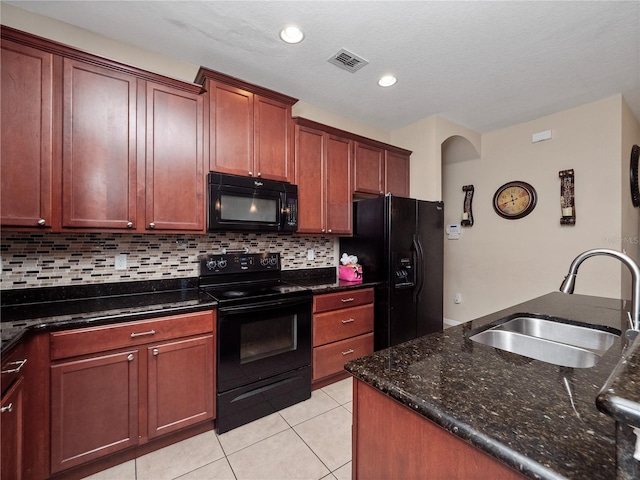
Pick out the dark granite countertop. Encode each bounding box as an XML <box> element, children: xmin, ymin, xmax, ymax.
<box><xmin>0</xmin><ymin>278</ymin><xmax>218</xmax><ymax>354</ymax></box>
<box><xmin>281</xmin><ymin>267</ymin><xmax>379</xmax><ymax>294</ymax></box>
<box><xmin>597</xmin><ymin>334</ymin><xmax>640</xmax><ymax>429</ymax></box>
<box><xmin>345</xmin><ymin>292</ymin><xmax>631</xmax><ymax>480</ymax></box>
<box><xmin>1</xmin><ymin>269</ymin><xmax>377</xmax><ymax>355</ymax></box>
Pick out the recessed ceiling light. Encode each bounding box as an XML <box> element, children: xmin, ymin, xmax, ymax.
<box><xmin>378</xmin><ymin>75</ymin><xmax>397</xmax><ymax>87</ymax></box>
<box><xmin>280</xmin><ymin>26</ymin><xmax>304</xmax><ymax>44</ymax></box>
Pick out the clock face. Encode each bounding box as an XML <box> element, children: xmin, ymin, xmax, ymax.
<box><xmin>493</xmin><ymin>181</ymin><xmax>537</xmax><ymax>219</ymax></box>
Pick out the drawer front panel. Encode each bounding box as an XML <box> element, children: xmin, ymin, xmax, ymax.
<box><xmin>312</xmin><ymin>333</ymin><xmax>373</xmax><ymax>381</ymax></box>
<box><xmin>313</xmin><ymin>288</ymin><xmax>374</xmax><ymax>313</ymax></box>
<box><xmin>51</xmin><ymin>310</ymin><xmax>215</xmax><ymax>360</ymax></box>
<box><xmin>313</xmin><ymin>304</ymin><xmax>373</xmax><ymax>347</ymax></box>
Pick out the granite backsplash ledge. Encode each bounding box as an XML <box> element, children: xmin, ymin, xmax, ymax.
<box><xmin>1</xmin><ymin>232</ymin><xmax>336</xmax><ymax>290</ymax></box>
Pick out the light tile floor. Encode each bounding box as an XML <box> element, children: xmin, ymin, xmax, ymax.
<box><xmin>83</xmin><ymin>378</ymin><xmax>353</xmax><ymax>480</ymax></box>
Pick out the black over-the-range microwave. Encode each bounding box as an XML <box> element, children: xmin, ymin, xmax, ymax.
<box><xmin>207</xmin><ymin>173</ymin><xmax>298</xmax><ymax>233</ymax></box>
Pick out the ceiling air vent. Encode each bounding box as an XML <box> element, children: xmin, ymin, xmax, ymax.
<box><xmin>327</xmin><ymin>48</ymin><xmax>369</xmax><ymax>73</ymax></box>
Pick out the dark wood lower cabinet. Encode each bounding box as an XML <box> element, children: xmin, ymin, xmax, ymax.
<box><xmin>353</xmin><ymin>379</ymin><xmax>525</xmax><ymax>480</ymax></box>
<box><xmin>50</xmin><ymin>350</ymin><xmax>139</xmax><ymax>474</ymax></box>
<box><xmin>147</xmin><ymin>335</ymin><xmax>214</xmax><ymax>438</ymax></box>
<box><xmin>1</xmin><ymin>377</ymin><xmax>24</xmax><ymax>480</ymax></box>
<box><xmin>49</xmin><ymin>311</ymin><xmax>216</xmax><ymax>476</ymax></box>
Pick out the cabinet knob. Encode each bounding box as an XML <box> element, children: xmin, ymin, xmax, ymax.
<box><xmin>321</xmin><ymin>229</ymin><xmax>325</xmax><ymax>233</ymax></box>
<box><xmin>152</xmin><ymin>348</ymin><xmax>159</xmax><ymax>356</ymax></box>
<box><xmin>257</xmin><ymin>172</ymin><xmax>262</xmax><ymax>177</ymax></box>
<box><xmin>341</xmin><ymin>349</ymin><xmax>355</xmax><ymax>356</ymax></box>
<box><xmin>127</xmin><ymin>354</ymin><xmax>134</xmax><ymax>362</ymax></box>
<box><xmin>127</xmin><ymin>221</ymin><xmax>133</xmax><ymax>228</ymax></box>
<box><xmin>342</xmin><ymin>318</ymin><xmax>355</xmax><ymax>324</ymax></box>
<box><xmin>328</xmin><ymin>229</ymin><xmax>332</xmax><ymax>233</ymax></box>
<box><xmin>149</xmin><ymin>222</ymin><xmax>155</xmax><ymax>229</ymax></box>
<box><xmin>248</xmin><ymin>171</ymin><xmax>253</xmax><ymax>177</ymax></box>
<box><xmin>37</xmin><ymin>219</ymin><xmax>46</xmax><ymax>226</ymax></box>
<box><xmin>0</xmin><ymin>403</ymin><xmax>13</xmax><ymax>414</ymax></box>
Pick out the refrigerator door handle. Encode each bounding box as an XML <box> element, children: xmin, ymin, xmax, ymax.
<box><xmin>413</xmin><ymin>235</ymin><xmax>425</xmax><ymax>296</ymax></box>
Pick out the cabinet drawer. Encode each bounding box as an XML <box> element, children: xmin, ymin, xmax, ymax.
<box><xmin>1</xmin><ymin>342</ymin><xmax>26</xmax><ymax>396</ymax></box>
<box><xmin>51</xmin><ymin>310</ymin><xmax>215</xmax><ymax>360</ymax></box>
<box><xmin>313</xmin><ymin>288</ymin><xmax>374</xmax><ymax>313</ymax></box>
<box><xmin>313</xmin><ymin>304</ymin><xmax>373</xmax><ymax>347</ymax></box>
<box><xmin>313</xmin><ymin>333</ymin><xmax>373</xmax><ymax>381</ymax></box>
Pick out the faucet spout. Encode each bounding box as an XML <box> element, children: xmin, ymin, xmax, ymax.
<box><xmin>560</xmin><ymin>249</ymin><xmax>640</xmax><ymax>331</ymax></box>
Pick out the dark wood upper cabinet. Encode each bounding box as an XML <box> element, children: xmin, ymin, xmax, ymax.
<box><xmin>196</xmin><ymin>68</ymin><xmax>297</xmax><ymax>183</ymax></box>
<box><xmin>353</xmin><ymin>142</ymin><xmax>384</xmax><ymax>195</ymax></box>
<box><xmin>1</xmin><ymin>39</ymin><xmax>57</xmax><ymax>229</ymax></box>
<box><xmin>385</xmin><ymin>150</ymin><xmax>411</xmax><ymax>197</ymax></box>
<box><xmin>324</xmin><ymin>134</ymin><xmax>353</xmax><ymax>235</ymax></box>
<box><xmin>255</xmin><ymin>95</ymin><xmax>294</xmax><ymax>182</ymax></box>
<box><xmin>205</xmin><ymin>81</ymin><xmax>254</xmax><ymax>177</ymax></box>
<box><xmin>354</xmin><ymin>141</ymin><xmax>411</xmax><ymax>197</ymax></box>
<box><xmin>294</xmin><ymin>118</ymin><xmax>352</xmax><ymax>235</ymax></box>
<box><xmin>144</xmin><ymin>81</ymin><xmax>204</xmax><ymax>232</ymax></box>
<box><xmin>1</xmin><ymin>26</ymin><xmax>207</xmax><ymax>233</ymax></box>
<box><xmin>62</xmin><ymin>58</ymin><xmax>138</xmax><ymax>229</ymax></box>
<box><xmin>295</xmin><ymin>124</ymin><xmax>326</xmax><ymax>234</ymax></box>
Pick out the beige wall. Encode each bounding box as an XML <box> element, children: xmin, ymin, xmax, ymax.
<box><xmin>4</xmin><ymin>3</ymin><xmax>640</xmax><ymax>323</ymax></box>
<box><xmin>442</xmin><ymin>95</ymin><xmax>639</xmax><ymax>322</ymax></box>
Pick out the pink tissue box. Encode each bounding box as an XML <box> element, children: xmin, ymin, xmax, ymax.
<box><xmin>339</xmin><ymin>264</ymin><xmax>363</xmax><ymax>282</ymax></box>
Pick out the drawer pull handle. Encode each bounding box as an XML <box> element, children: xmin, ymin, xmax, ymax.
<box><xmin>127</xmin><ymin>354</ymin><xmax>134</xmax><ymax>362</ymax></box>
<box><xmin>1</xmin><ymin>359</ymin><xmax>27</xmax><ymax>374</ymax></box>
<box><xmin>131</xmin><ymin>330</ymin><xmax>156</xmax><ymax>338</ymax></box>
<box><xmin>341</xmin><ymin>298</ymin><xmax>355</xmax><ymax>303</ymax></box>
<box><xmin>342</xmin><ymin>349</ymin><xmax>355</xmax><ymax>356</ymax></box>
<box><xmin>1</xmin><ymin>403</ymin><xmax>13</xmax><ymax>413</ymax></box>
<box><xmin>152</xmin><ymin>349</ymin><xmax>159</xmax><ymax>356</ymax></box>
<box><xmin>342</xmin><ymin>318</ymin><xmax>355</xmax><ymax>324</ymax></box>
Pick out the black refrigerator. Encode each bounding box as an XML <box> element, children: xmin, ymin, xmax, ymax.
<box><xmin>340</xmin><ymin>194</ymin><xmax>444</xmax><ymax>351</ymax></box>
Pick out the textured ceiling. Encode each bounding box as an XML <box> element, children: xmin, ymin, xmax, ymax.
<box><xmin>5</xmin><ymin>1</ymin><xmax>640</xmax><ymax>133</ymax></box>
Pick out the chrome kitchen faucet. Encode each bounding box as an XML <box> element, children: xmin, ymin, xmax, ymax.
<box><xmin>560</xmin><ymin>248</ymin><xmax>640</xmax><ymax>335</ymax></box>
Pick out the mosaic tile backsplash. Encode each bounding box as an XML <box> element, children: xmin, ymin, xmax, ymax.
<box><xmin>1</xmin><ymin>232</ymin><xmax>336</xmax><ymax>290</ymax></box>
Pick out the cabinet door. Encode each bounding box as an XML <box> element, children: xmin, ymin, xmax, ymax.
<box><xmin>50</xmin><ymin>350</ymin><xmax>138</xmax><ymax>474</ymax></box>
<box><xmin>62</xmin><ymin>59</ymin><xmax>137</xmax><ymax>229</ymax></box>
<box><xmin>325</xmin><ymin>134</ymin><xmax>353</xmax><ymax>235</ymax></box>
<box><xmin>295</xmin><ymin>124</ymin><xmax>326</xmax><ymax>234</ymax></box>
<box><xmin>147</xmin><ymin>335</ymin><xmax>214</xmax><ymax>439</ymax></box>
<box><xmin>353</xmin><ymin>142</ymin><xmax>384</xmax><ymax>195</ymax></box>
<box><xmin>385</xmin><ymin>150</ymin><xmax>410</xmax><ymax>197</ymax></box>
<box><xmin>255</xmin><ymin>95</ymin><xmax>292</xmax><ymax>182</ymax></box>
<box><xmin>1</xmin><ymin>40</ymin><xmax>55</xmax><ymax>229</ymax></box>
<box><xmin>145</xmin><ymin>82</ymin><xmax>204</xmax><ymax>231</ymax></box>
<box><xmin>1</xmin><ymin>377</ymin><xmax>24</xmax><ymax>480</ymax></box>
<box><xmin>208</xmin><ymin>81</ymin><xmax>254</xmax><ymax>176</ymax></box>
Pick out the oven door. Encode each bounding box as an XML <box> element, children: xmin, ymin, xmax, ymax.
<box><xmin>217</xmin><ymin>295</ymin><xmax>312</xmax><ymax>393</ymax></box>
<box><xmin>208</xmin><ymin>183</ymin><xmax>283</xmax><ymax>232</ymax></box>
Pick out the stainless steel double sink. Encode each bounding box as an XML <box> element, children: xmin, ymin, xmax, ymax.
<box><xmin>467</xmin><ymin>314</ymin><xmax>620</xmax><ymax>368</ymax></box>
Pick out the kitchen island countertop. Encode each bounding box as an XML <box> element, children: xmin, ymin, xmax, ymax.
<box><xmin>345</xmin><ymin>292</ymin><xmax>631</xmax><ymax>480</ymax></box>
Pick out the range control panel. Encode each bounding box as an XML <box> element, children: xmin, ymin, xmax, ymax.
<box><xmin>199</xmin><ymin>252</ymin><xmax>281</xmax><ymax>275</ymax></box>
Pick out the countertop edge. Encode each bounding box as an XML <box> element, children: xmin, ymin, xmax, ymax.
<box><xmin>345</xmin><ymin>363</ymin><xmax>566</xmax><ymax>480</ymax></box>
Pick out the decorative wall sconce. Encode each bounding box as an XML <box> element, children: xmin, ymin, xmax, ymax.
<box><xmin>559</xmin><ymin>169</ymin><xmax>576</xmax><ymax>225</ymax></box>
<box><xmin>461</xmin><ymin>185</ymin><xmax>474</xmax><ymax>227</ymax></box>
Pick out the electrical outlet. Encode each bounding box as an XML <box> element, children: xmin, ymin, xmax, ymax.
<box><xmin>307</xmin><ymin>249</ymin><xmax>315</xmax><ymax>260</ymax></box>
<box><xmin>454</xmin><ymin>293</ymin><xmax>462</xmax><ymax>304</ymax></box>
<box><xmin>115</xmin><ymin>254</ymin><xmax>127</xmax><ymax>270</ymax></box>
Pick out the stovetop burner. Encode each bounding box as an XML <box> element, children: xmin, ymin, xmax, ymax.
<box><xmin>198</xmin><ymin>252</ymin><xmax>311</xmax><ymax>305</ymax></box>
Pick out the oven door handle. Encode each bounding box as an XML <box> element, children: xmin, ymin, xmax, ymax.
<box><xmin>218</xmin><ymin>295</ymin><xmax>312</xmax><ymax>315</ymax></box>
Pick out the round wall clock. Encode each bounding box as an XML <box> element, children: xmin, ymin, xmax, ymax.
<box><xmin>493</xmin><ymin>181</ymin><xmax>537</xmax><ymax>219</ymax></box>
<box><xmin>630</xmin><ymin>144</ymin><xmax>639</xmax><ymax>207</ymax></box>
